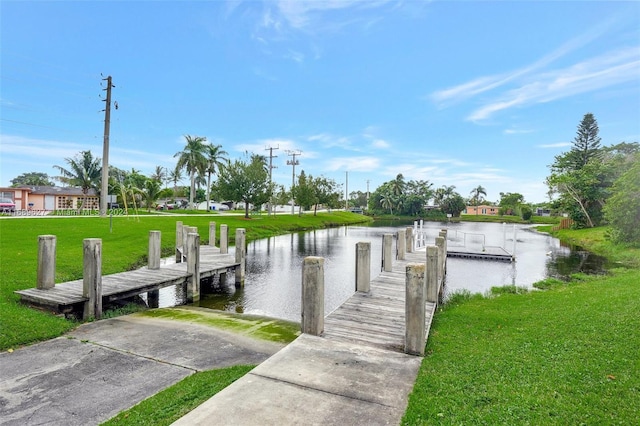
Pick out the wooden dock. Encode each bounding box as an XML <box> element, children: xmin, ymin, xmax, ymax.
<box><xmin>447</xmin><ymin>245</ymin><xmax>513</xmax><ymax>262</ymax></box>
<box><xmin>16</xmin><ymin>246</ymin><xmax>239</xmax><ymax>315</ymax></box>
<box><xmin>323</xmin><ymin>249</ymin><xmax>437</xmax><ymax>353</ymax></box>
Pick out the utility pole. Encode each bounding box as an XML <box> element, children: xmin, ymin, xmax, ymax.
<box><xmin>366</xmin><ymin>179</ymin><xmax>370</xmax><ymax>210</ymax></box>
<box><xmin>345</xmin><ymin>171</ymin><xmax>348</xmax><ymax>211</ymax></box>
<box><xmin>286</xmin><ymin>150</ymin><xmax>301</xmax><ymax>215</ymax></box>
<box><xmin>265</xmin><ymin>145</ymin><xmax>279</xmax><ymax>216</ymax></box>
<box><xmin>100</xmin><ymin>75</ymin><xmax>114</xmax><ymax>217</ymax></box>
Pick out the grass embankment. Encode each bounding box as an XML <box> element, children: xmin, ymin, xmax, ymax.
<box><xmin>102</xmin><ymin>364</ymin><xmax>255</xmax><ymax>426</ymax></box>
<box><xmin>402</xmin><ymin>227</ymin><xmax>640</xmax><ymax>424</ymax></box>
<box><xmin>0</xmin><ymin>211</ymin><xmax>370</xmax><ymax>351</ymax></box>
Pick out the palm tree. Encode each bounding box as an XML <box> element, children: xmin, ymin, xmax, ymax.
<box><xmin>174</xmin><ymin>135</ymin><xmax>207</xmax><ymax>209</ymax></box>
<box><xmin>204</xmin><ymin>144</ymin><xmax>229</xmax><ymax>210</ymax></box>
<box><xmin>150</xmin><ymin>166</ymin><xmax>167</xmax><ymax>184</ymax></box>
<box><xmin>169</xmin><ymin>168</ymin><xmax>183</xmax><ymax>199</ymax></box>
<box><xmin>140</xmin><ymin>178</ymin><xmax>163</xmax><ymax>212</ymax></box>
<box><xmin>434</xmin><ymin>185</ymin><xmax>456</xmax><ymax>209</ymax></box>
<box><xmin>53</xmin><ymin>150</ymin><xmax>101</xmax><ymax>211</ymax></box>
<box><xmin>469</xmin><ymin>185</ymin><xmax>487</xmax><ymax>214</ymax></box>
<box><xmin>391</xmin><ymin>173</ymin><xmax>406</xmax><ymax>197</ymax></box>
<box><xmin>380</xmin><ymin>192</ymin><xmax>394</xmax><ymax>215</ymax></box>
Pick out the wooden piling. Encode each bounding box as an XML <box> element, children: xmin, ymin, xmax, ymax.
<box><xmin>382</xmin><ymin>233</ymin><xmax>393</xmax><ymax>272</ymax></box>
<box><xmin>406</xmin><ymin>227</ymin><xmax>413</xmax><ymax>253</ymax></box>
<box><xmin>186</xmin><ymin>232</ymin><xmax>200</xmax><ymax>303</ymax></box>
<box><xmin>397</xmin><ymin>229</ymin><xmax>406</xmax><ymax>260</ymax></box>
<box><xmin>301</xmin><ymin>256</ymin><xmax>324</xmax><ymax>336</ymax></box>
<box><xmin>37</xmin><ymin>235</ymin><xmax>56</xmax><ymax>290</ymax></box>
<box><xmin>148</xmin><ymin>230</ymin><xmax>161</xmax><ymax>270</ymax></box>
<box><xmin>220</xmin><ymin>224</ymin><xmax>228</xmax><ymax>254</ymax></box>
<box><xmin>405</xmin><ymin>263</ymin><xmax>426</xmax><ymax>356</ymax></box>
<box><xmin>82</xmin><ymin>238</ymin><xmax>102</xmax><ymax>320</ymax></box>
<box><xmin>355</xmin><ymin>242</ymin><xmax>371</xmax><ymax>292</ymax></box>
<box><xmin>235</xmin><ymin>228</ymin><xmax>246</xmax><ymax>286</ymax></box>
<box><xmin>426</xmin><ymin>246</ymin><xmax>439</xmax><ymax>303</ymax></box>
<box><xmin>435</xmin><ymin>236</ymin><xmax>445</xmax><ymax>285</ymax></box>
<box><xmin>209</xmin><ymin>221</ymin><xmax>216</xmax><ymax>247</ymax></box>
<box><xmin>175</xmin><ymin>221</ymin><xmax>183</xmax><ymax>263</ymax></box>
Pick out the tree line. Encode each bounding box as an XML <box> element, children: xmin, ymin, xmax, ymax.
<box><xmin>9</xmin><ymin>135</ymin><xmax>345</xmax><ymax>219</ymax></box>
<box><xmin>546</xmin><ymin>113</ymin><xmax>639</xmax><ymax>242</ymax></box>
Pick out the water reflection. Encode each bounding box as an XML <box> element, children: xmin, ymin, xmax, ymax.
<box><xmin>157</xmin><ymin>222</ymin><xmax>608</xmax><ymax>322</ymax></box>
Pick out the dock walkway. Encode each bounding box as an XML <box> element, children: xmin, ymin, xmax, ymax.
<box><xmin>323</xmin><ymin>249</ymin><xmax>436</xmax><ymax>352</ymax></box>
<box><xmin>173</xmin><ymin>248</ymin><xmax>436</xmax><ymax>426</ymax></box>
<box><xmin>16</xmin><ymin>246</ymin><xmax>239</xmax><ymax>315</ymax></box>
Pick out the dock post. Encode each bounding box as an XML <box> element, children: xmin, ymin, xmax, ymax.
<box><xmin>435</xmin><ymin>236</ymin><xmax>446</xmax><ymax>285</ymax></box>
<box><xmin>301</xmin><ymin>256</ymin><xmax>324</xmax><ymax>336</ymax></box>
<box><xmin>186</xmin><ymin>232</ymin><xmax>200</xmax><ymax>303</ymax></box>
<box><xmin>406</xmin><ymin>227</ymin><xmax>413</xmax><ymax>253</ymax></box>
<box><xmin>148</xmin><ymin>230</ymin><xmax>161</xmax><ymax>307</ymax></box>
<box><xmin>148</xmin><ymin>231</ymin><xmax>161</xmax><ymax>270</ymax></box>
<box><xmin>397</xmin><ymin>229</ymin><xmax>406</xmax><ymax>260</ymax></box>
<box><xmin>82</xmin><ymin>238</ymin><xmax>102</xmax><ymax>320</ymax></box>
<box><xmin>355</xmin><ymin>242</ymin><xmax>371</xmax><ymax>292</ymax></box>
<box><xmin>405</xmin><ymin>263</ymin><xmax>426</xmax><ymax>356</ymax></box>
<box><xmin>209</xmin><ymin>221</ymin><xmax>216</xmax><ymax>247</ymax></box>
<box><xmin>426</xmin><ymin>246</ymin><xmax>439</xmax><ymax>303</ymax></box>
<box><xmin>182</xmin><ymin>224</ymin><xmax>191</xmax><ymax>257</ymax></box>
<box><xmin>382</xmin><ymin>233</ymin><xmax>393</xmax><ymax>272</ymax></box>
<box><xmin>439</xmin><ymin>229</ymin><xmax>448</xmax><ymax>273</ymax></box>
<box><xmin>37</xmin><ymin>235</ymin><xmax>56</xmax><ymax>290</ymax></box>
<box><xmin>175</xmin><ymin>221</ymin><xmax>183</xmax><ymax>263</ymax></box>
<box><xmin>220</xmin><ymin>224</ymin><xmax>228</xmax><ymax>254</ymax></box>
<box><xmin>235</xmin><ymin>228</ymin><xmax>246</xmax><ymax>286</ymax></box>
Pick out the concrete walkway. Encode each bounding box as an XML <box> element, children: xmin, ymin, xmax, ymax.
<box><xmin>173</xmin><ymin>333</ymin><xmax>422</xmax><ymax>426</ymax></box>
<box><xmin>0</xmin><ymin>315</ymin><xmax>285</xmax><ymax>426</ymax></box>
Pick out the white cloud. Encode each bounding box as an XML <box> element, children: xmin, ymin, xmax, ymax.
<box><xmin>284</xmin><ymin>49</ymin><xmax>305</xmax><ymax>63</ymax></box>
<box><xmin>323</xmin><ymin>156</ymin><xmax>380</xmax><ymax>172</ymax></box>
<box><xmin>503</xmin><ymin>128</ymin><xmax>534</xmax><ymax>135</ymax></box>
<box><xmin>466</xmin><ymin>47</ymin><xmax>640</xmax><ymax>122</ymax></box>
<box><xmin>430</xmin><ymin>13</ymin><xmax>639</xmax><ymax>122</ymax></box>
<box><xmin>308</xmin><ymin>133</ymin><xmax>352</xmax><ymax>149</ymax></box>
<box><xmin>371</xmin><ymin>138</ymin><xmax>390</xmax><ymax>149</ymax></box>
<box><xmin>537</xmin><ymin>142</ymin><xmax>572</xmax><ymax>148</ymax></box>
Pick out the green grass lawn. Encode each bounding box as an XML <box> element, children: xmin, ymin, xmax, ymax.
<box><xmin>101</xmin><ymin>364</ymin><xmax>256</xmax><ymax>426</ymax></box>
<box><xmin>0</xmin><ymin>212</ymin><xmax>370</xmax><ymax>350</ymax></box>
<box><xmin>402</xmin><ymin>227</ymin><xmax>640</xmax><ymax>424</ymax></box>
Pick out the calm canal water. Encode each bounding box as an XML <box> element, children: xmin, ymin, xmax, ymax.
<box><xmin>155</xmin><ymin>221</ymin><xmax>607</xmax><ymax>322</ymax></box>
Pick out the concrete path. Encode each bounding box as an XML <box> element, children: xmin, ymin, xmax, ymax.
<box><xmin>173</xmin><ymin>333</ymin><xmax>423</xmax><ymax>426</ymax></box>
<box><xmin>0</xmin><ymin>315</ymin><xmax>285</xmax><ymax>426</ymax></box>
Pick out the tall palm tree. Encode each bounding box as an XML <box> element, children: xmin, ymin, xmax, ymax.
<box><xmin>169</xmin><ymin>168</ymin><xmax>183</xmax><ymax>199</ymax></box>
<box><xmin>174</xmin><ymin>135</ymin><xmax>207</xmax><ymax>209</ymax></box>
<box><xmin>53</xmin><ymin>150</ymin><xmax>102</xmax><ymax>211</ymax></box>
<box><xmin>204</xmin><ymin>144</ymin><xmax>229</xmax><ymax>210</ymax></box>
<box><xmin>391</xmin><ymin>173</ymin><xmax>406</xmax><ymax>197</ymax></box>
<box><xmin>469</xmin><ymin>185</ymin><xmax>487</xmax><ymax>214</ymax></box>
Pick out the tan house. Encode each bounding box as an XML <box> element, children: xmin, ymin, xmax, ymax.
<box><xmin>465</xmin><ymin>205</ymin><xmax>499</xmax><ymax>215</ymax></box>
<box><xmin>0</xmin><ymin>186</ymin><xmax>99</xmax><ymax>211</ymax></box>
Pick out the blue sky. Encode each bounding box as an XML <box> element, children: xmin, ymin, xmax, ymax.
<box><xmin>1</xmin><ymin>1</ymin><xmax>639</xmax><ymax>204</ymax></box>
